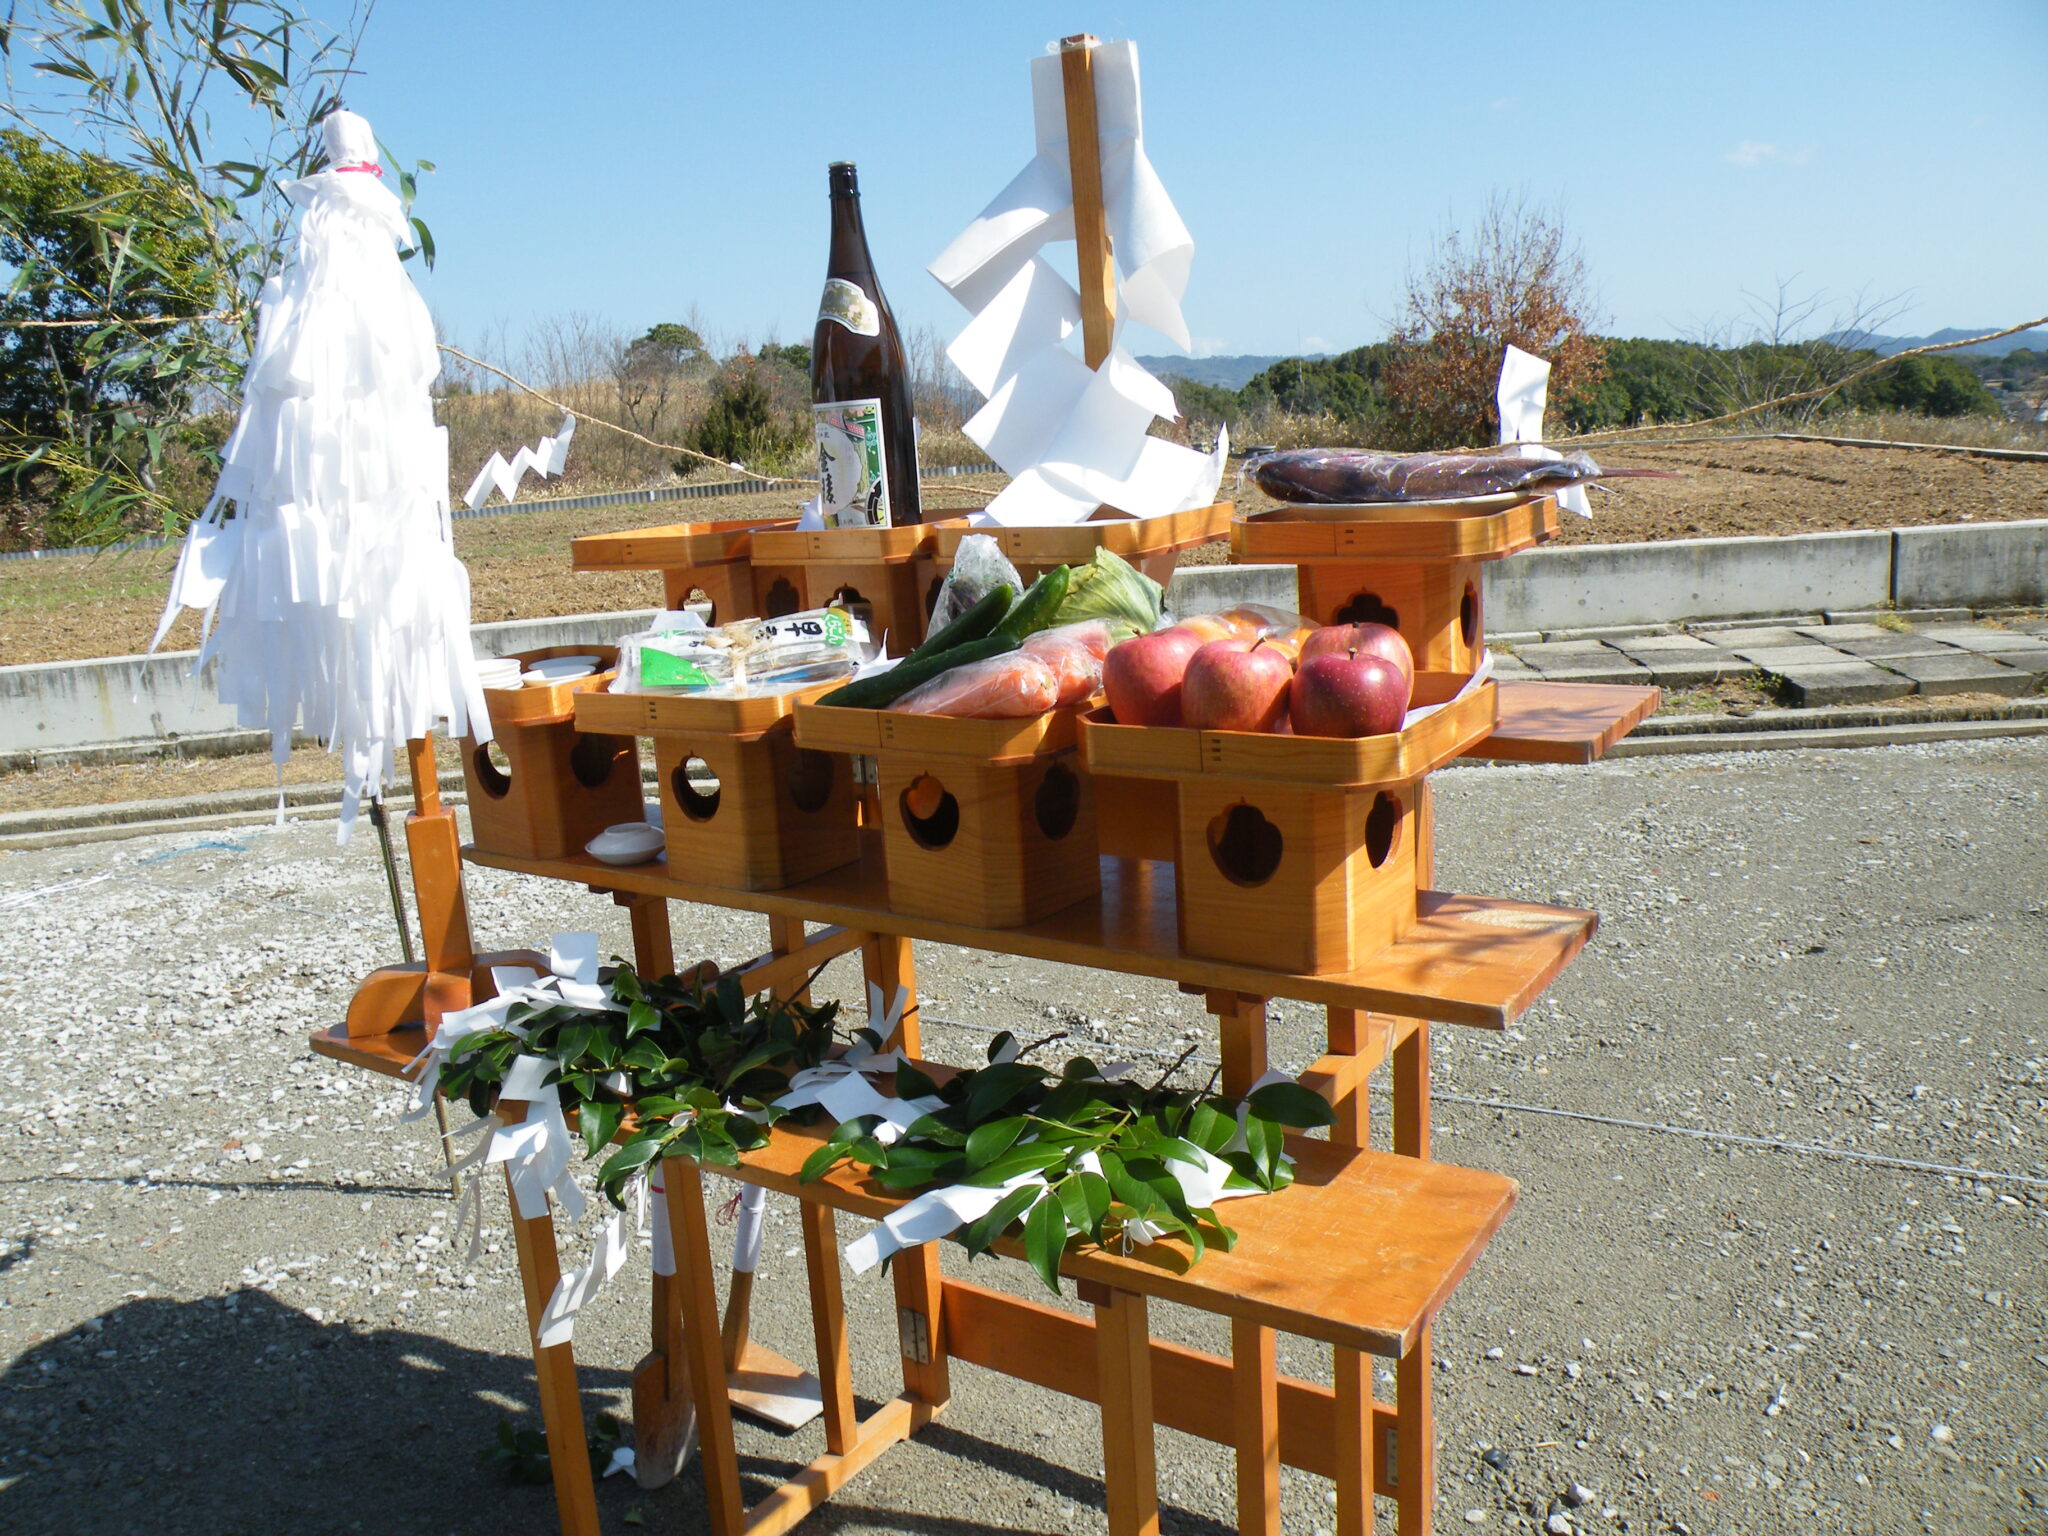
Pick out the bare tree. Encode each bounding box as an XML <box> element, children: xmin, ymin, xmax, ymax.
<box><xmin>1681</xmin><ymin>280</ymin><xmax>1912</xmax><ymax>428</ymax></box>
<box><xmin>1381</xmin><ymin>192</ymin><xmax>1606</xmax><ymax>449</ymax></box>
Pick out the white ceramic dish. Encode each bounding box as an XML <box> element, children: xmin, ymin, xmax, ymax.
<box><xmin>522</xmin><ymin>666</ymin><xmax>594</xmax><ymax>686</ymax></box>
<box><xmin>526</xmin><ymin>655</ymin><xmax>601</xmax><ymax>676</ymax></box>
<box><xmin>585</xmin><ymin>822</ymin><xmax>665</xmax><ymax>866</ymax></box>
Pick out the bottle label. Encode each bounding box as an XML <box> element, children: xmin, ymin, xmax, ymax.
<box><xmin>817</xmin><ymin>277</ymin><xmax>881</xmax><ymax>337</ymax></box>
<box><xmin>814</xmin><ymin>398</ymin><xmax>893</xmax><ymax>527</ymax></box>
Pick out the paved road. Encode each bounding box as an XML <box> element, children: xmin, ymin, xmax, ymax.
<box><xmin>0</xmin><ymin>738</ymin><xmax>2041</xmax><ymax>1535</ymax></box>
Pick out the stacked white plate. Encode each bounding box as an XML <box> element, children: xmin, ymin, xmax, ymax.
<box><xmin>520</xmin><ymin>654</ymin><xmax>601</xmax><ymax>687</ymax></box>
<box><xmin>474</xmin><ymin>657</ymin><xmax>523</xmax><ymax>690</ymax></box>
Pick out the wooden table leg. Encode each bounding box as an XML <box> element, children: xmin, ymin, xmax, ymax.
<box><xmin>1334</xmin><ymin>1348</ymin><xmax>1378</xmax><ymax>1536</ymax></box>
<box><xmin>507</xmin><ymin>1169</ymin><xmax>601</xmax><ymax>1536</ymax></box>
<box><xmin>1396</xmin><ymin>1324</ymin><xmax>1435</xmax><ymax>1536</ymax></box>
<box><xmin>1324</xmin><ymin>1007</ymin><xmax>1375</xmax><ymax>1150</ymax></box>
<box><xmin>801</xmin><ymin>1202</ymin><xmax>857</xmax><ymax>1455</ymax></box>
<box><xmin>667</xmin><ymin>1160</ymin><xmax>747</xmax><ymax>1536</ymax></box>
<box><xmin>861</xmin><ymin>933</ymin><xmax>949</xmax><ymax>1410</ymax></box>
<box><xmin>1231</xmin><ymin>1318</ymin><xmax>1281</xmax><ymax>1536</ymax></box>
<box><xmin>1209</xmin><ymin>990</ymin><xmax>1269</xmax><ymax>1098</ymax></box>
<box><xmin>1084</xmin><ymin>1282</ymin><xmax>1159</xmax><ymax>1536</ymax></box>
<box><xmin>1393</xmin><ymin>1022</ymin><xmax>1430</xmax><ymax>1161</ymax></box>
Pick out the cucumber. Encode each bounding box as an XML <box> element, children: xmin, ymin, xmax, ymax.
<box><xmin>995</xmin><ymin>565</ymin><xmax>1072</xmax><ymax>644</ymax></box>
<box><xmin>816</xmin><ymin>634</ymin><xmax>1017</xmax><ymax>710</ymax></box>
<box><xmin>907</xmin><ymin>582</ymin><xmax>1013</xmax><ymax>665</ymax></box>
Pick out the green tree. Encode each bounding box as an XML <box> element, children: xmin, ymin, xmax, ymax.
<box><xmin>0</xmin><ymin>0</ymin><xmax>425</xmax><ymax>544</ymax></box>
<box><xmin>682</xmin><ymin>353</ymin><xmax>807</xmax><ymax>475</ymax></box>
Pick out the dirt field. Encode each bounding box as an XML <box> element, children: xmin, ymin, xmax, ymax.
<box><xmin>3</xmin><ymin>441</ymin><xmax>2044</xmax><ymax>668</ymax></box>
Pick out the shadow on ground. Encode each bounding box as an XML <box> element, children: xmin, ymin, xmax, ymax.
<box><xmin>0</xmin><ymin>1289</ymin><xmax>1233</xmax><ymax>1536</ymax></box>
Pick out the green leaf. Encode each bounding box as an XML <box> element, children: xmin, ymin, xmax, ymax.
<box><xmin>1024</xmin><ymin>1191</ymin><xmax>1067</xmax><ymax>1294</ymax></box>
<box><xmin>894</xmin><ymin>1058</ymin><xmax>941</xmax><ymax>1101</ymax></box>
<box><xmin>956</xmin><ymin>1184</ymin><xmax>1039</xmax><ymax>1257</ymax></box>
<box><xmin>847</xmin><ymin>1136</ymin><xmax>891</xmax><ymax>1170</ymax></box>
<box><xmin>963</xmin><ymin>1115</ymin><xmax>1025</xmax><ymax>1173</ymax></box>
<box><xmin>1247</xmin><ymin>1081</ymin><xmax>1337</xmax><ymax>1130</ymax></box>
<box><xmin>963</xmin><ymin>1062</ymin><xmax>1045</xmax><ymax>1123</ymax></box>
<box><xmin>579</xmin><ymin>1099</ymin><xmax>623</xmax><ymax>1157</ymax></box>
<box><xmin>1186</xmin><ymin>1103</ymin><xmax>1235</xmax><ymax>1153</ymax></box>
<box><xmin>626</xmin><ymin>1000</ymin><xmax>659</xmax><ymax>1037</ymax></box>
<box><xmin>961</xmin><ymin>1145</ymin><xmax>1069</xmax><ymax>1189</ymax></box>
<box><xmin>553</xmin><ymin>1023</ymin><xmax>593</xmax><ymax>1065</ymax></box>
<box><xmin>798</xmin><ymin>1142</ymin><xmax>850</xmax><ymax>1184</ymax></box>
<box><xmin>596</xmin><ymin>1136</ymin><xmax>661</xmax><ymax>1191</ymax></box>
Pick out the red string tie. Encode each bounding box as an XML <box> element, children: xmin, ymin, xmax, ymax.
<box><xmin>335</xmin><ymin>161</ymin><xmax>384</xmax><ymax>177</ymax></box>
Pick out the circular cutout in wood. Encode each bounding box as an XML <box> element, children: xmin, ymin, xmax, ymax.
<box><xmin>900</xmin><ymin>773</ymin><xmax>959</xmax><ymax>849</ymax></box>
<box><xmin>1033</xmin><ymin>761</ymin><xmax>1080</xmax><ymax>841</ymax></box>
<box><xmin>1460</xmin><ymin>580</ymin><xmax>1479</xmax><ymax>650</ymax></box>
<box><xmin>1206</xmin><ymin>802</ymin><xmax>1283</xmax><ymax>886</ymax></box>
<box><xmin>570</xmin><ymin>733</ymin><xmax>623</xmax><ymax>788</ymax></box>
<box><xmin>785</xmin><ymin>748</ymin><xmax>835</xmax><ymax>815</ymax></box>
<box><xmin>673</xmin><ymin>756</ymin><xmax>722</xmax><ymax>821</ymax></box>
<box><xmin>471</xmin><ymin>741</ymin><xmax>512</xmax><ymax>799</ymax></box>
<box><xmin>762</xmin><ymin>577</ymin><xmax>801</xmax><ymax>618</ymax></box>
<box><xmin>1335</xmin><ymin>589</ymin><xmax>1399</xmax><ymax>630</ymax></box>
<box><xmin>1365</xmin><ymin>790</ymin><xmax>1402</xmax><ymax>869</ymax></box>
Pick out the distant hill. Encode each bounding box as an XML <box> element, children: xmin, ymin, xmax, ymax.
<box><xmin>1138</xmin><ymin>353</ymin><xmax>1327</xmax><ymax>390</ymax></box>
<box><xmin>1834</xmin><ymin>327</ymin><xmax>2047</xmax><ymax>357</ymax></box>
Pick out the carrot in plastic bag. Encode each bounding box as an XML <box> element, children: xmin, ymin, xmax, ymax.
<box><xmin>1019</xmin><ymin>620</ymin><xmax>1110</xmax><ymax>707</ymax></box>
<box><xmin>894</xmin><ymin>652</ymin><xmax>1060</xmax><ymax>717</ymax></box>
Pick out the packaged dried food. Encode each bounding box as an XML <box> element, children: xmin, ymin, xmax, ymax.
<box><xmin>1244</xmin><ymin>447</ymin><xmax>1675</xmax><ymax>505</ymax></box>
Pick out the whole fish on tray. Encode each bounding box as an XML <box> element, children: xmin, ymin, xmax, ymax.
<box><xmin>1244</xmin><ymin>447</ymin><xmax>1676</xmax><ymax>505</ymax></box>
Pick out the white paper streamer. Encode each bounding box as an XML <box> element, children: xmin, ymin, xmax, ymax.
<box><xmin>150</xmin><ymin>109</ymin><xmax>489</xmax><ymax>841</ymax></box>
<box><xmin>464</xmin><ymin>414</ymin><xmax>575</xmax><ymax>510</ymax></box>
<box><xmin>929</xmin><ymin>40</ymin><xmax>1223</xmax><ymax>528</ymax></box>
<box><xmin>1498</xmin><ymin>345</ymin><xmax>1590</xmax><ymax>518</ymax></box>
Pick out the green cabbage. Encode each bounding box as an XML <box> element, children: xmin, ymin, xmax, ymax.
<box><xmin>1047</xmin><ymin>547</ymin><xmax>1163</xmax><ymax>642</ymax></box>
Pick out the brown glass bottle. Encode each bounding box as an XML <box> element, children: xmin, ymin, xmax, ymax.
<box><xmin>811</xmin><ymin>161</ymin><xmax>921</xmax><ymax>528</ymax></box>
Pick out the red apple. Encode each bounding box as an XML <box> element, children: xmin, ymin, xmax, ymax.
<box><xmin>1300</xmin><ymin>622</ymin><xmax>1414</xmax><ymax>686</ymax></box>
<box><xmin>1103</xmin><ymin>626</ymin><xmax>1207</xmax><ymax>727</ymax></box>
<box><xmin>1182</xmin><ymin>637</ymin><xmax>1294</xmax><ymax>733</ymax></box>
<box><xmin>1289</xmin><ymin>649</ymin><xmax>1412</xmax><ymax>738</ymax></box>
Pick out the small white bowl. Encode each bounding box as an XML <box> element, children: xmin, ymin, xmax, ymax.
<box><xmin>586</xmin><ymin>822</ymin><xmax>665</xmax><ymax>866</ymax></box>
<box><xmin>523</xmin><ymin>666</ymin><xmax>594</xmax><ymax>686</ymax></box>
<box><xmin>527</xmin><ymin>655</ymin><xmax>601</xmax><ymax>676</ymax></box>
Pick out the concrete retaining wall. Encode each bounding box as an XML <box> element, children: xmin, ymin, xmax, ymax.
<box><xmin>1892</xmin><ymin>519</ymin><xmax>2048</xmax><ymax>609</ymax></box>
<box><xmin>7</xmin><ymin>523</ymin><xmax>2043</xmax><ymax>763</ymax></box>
<box><xmin>1483</xmin><ymin>528</ymin><xmax>1895</xmax><ymax>633</ymax></box>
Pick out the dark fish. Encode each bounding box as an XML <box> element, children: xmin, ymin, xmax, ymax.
<box><xmin>1245</xmin><ymin>448</ymin><xmax>1677</xmax><ymax>505</ymax></box>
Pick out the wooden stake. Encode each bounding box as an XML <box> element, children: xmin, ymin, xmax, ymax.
<box><xmin>1060</xmin><ymin>33</ymin><xmax>1117</xmax><ymax>371</ymax></box>
<box><xmin>1231</xmin><ymin>1318</ymin><xmax>1282</xmax><ymax>1535</ymax></box>
<box><xmin>1087</xmin><ymin>1283</ymin><xmax>1160</xmax><ymax>1536</ymax></box>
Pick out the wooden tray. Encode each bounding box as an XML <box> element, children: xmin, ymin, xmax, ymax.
<box><xmin>749</xmin><ymin>516</ymin><xmax>971</xmax><ymax>567</ymax></box>
<box><xmin>575</xmin><ymin>677</ymin><xmax>845</xmax><ymax>741</ymax></box>
<box><xmin>569</xmin><ymin>515</ymin><xmax>797</xmax><ymax>573</ymax></box>
<box><xmin>794</xmin><ymin>698</ymin><xmax>1093</xmax><ymax>765</ymax></box>
<box><xmin>932</xmin><ymin>500</ymin><xmax>1234</xmax><ymax>568</ymax></box>
<box><xmin>1081</xmin><ymin>672</ymin><xmax>1497</xmax><ymax>789</ymax></box>
<box><xmin>1231</xmin><ymin>495</ymin><xmax>1558</xmax><ymax>565</ymax></box>
<box><xmin>478</xmin><ymin>645</ymin><xmax>621</xmax><ymax>726</ymax></box>
<box><xmin>1463</xmin><ymin>680</ymin><xmax>1661</xmax><ymax>765</ymax></box>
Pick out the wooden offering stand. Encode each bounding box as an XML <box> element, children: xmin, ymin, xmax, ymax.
<box><xmin>301</xmin><ymin>33</ymin><xmax>1661</xmax><ymax>1536</ymax></box>
<box><xmin>1231</xmin><ymin>499</ymin><xmax>1661</xmax><ymax>767</ymax></box>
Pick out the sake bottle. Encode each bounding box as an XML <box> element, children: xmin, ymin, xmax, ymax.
<box><xmin>811</xmin><ymin>162</ymin><xmax>922</xmax><ymax>528</ymax></box>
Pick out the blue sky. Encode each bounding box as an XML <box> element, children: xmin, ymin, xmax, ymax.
<box><xmin>42</xmin><ymin>1</ymin><xmax>2048</xmax><ymax>359</ymax></box>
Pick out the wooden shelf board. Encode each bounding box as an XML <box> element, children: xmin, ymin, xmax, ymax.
<box><xmin>309</xmin><ymin>1022</ymin><xmax>429</xmax><ymax>1079</ymax></box>
<box><xmin>462</xmin><ymin>839</ymin><xmax>1594</xmax><ymax>1027</ymax></box>
<box><xmin>1463</xmin><ymin>681</ymin><xmax>1662</xmax><ymax>765</ymax></box>
<box><xmin>713</xmin><ymin>1118</ymin><xmax>1514</xmax><ymax>1359</ymax></box>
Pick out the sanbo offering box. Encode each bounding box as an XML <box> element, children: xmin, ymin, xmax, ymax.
<box><xmin>1082</xmin><ymin>672</ymin><xmax>1498</xmax><ymax>974</ymax></box>
<box><xmin>460</xmin><ymin>646</ymin><xmax>643</xmax><ymax>862</ymax></box>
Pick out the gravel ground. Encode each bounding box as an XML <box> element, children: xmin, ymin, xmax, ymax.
<box><xmin>0</xmin><ymin>738</ymin><xmax>2043</xmax><ymax>1535</ymax></box>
